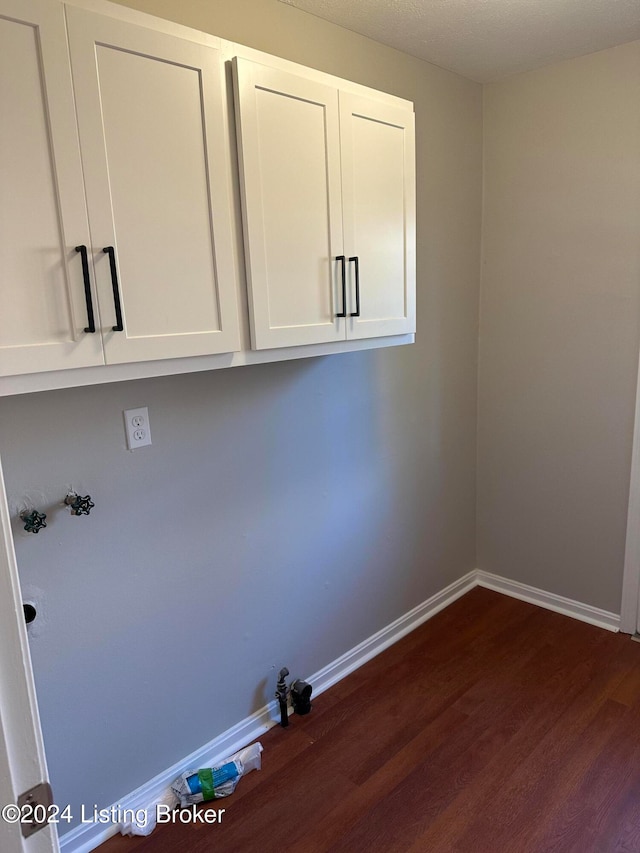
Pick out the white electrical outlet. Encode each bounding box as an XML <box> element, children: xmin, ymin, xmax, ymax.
<box><xmin>124</xmin><ymin>407</ymin><xmax>152</xmax><ymax>450</ymax></box>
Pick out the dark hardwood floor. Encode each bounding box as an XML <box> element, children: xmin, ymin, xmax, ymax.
<box><xmin>99</xmin><ymin>588</ymin><xmax>640</xmax><ymax>852</ymax></box>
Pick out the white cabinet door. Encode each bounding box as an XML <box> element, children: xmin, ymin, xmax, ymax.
<box><xmin>233</xmin><ymin>59</ymin><xmax>345</xmax><ymax>349</ymax></box>
<box><xmin>340</xmin><ymin>93</ymin><xmax>416</xmax><ymax>339</ymax></box>
<box><xmin>0</xmin><ymin>0</ymin><xmax>104</xmax><ymax>378</ymax></box>
<box><xmin>66</xmin><ymin>8</ymin><xmax>240</xmax><ymax>364</ymax></box>
<box><xmin>233</xmin><ymin>58</ymin><xmax>415</xmax><ymax>351</ymax></box>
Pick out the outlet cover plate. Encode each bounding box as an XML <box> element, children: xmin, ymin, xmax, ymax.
<box><xmin>124</xmin><ymin>407</ymin><xmax>152</xmax><ymax>450</ymax></box>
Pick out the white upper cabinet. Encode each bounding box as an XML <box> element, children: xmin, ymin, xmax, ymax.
<box><xmin>0</xmin><ymin>1</ymin><xmax>240</xmax><ymax>379</ymax></box>
<box><xmin>65</xmin><ymin>8</ymin><xmax>240</xmax><ymax>364</ymax></box>
<box><xmin>0</xmin><ymin>0</ymin><xmax>415</xmax><ymax>391</ymax></box>
<box><xmin>233</xmin><ymin>57</ymin><xmax>416</xmax><ymax>350</ymax></box>
<box><xmin>0</xmin><ymin>0</ymin><xmax>104</xmax><ymax>376</ymax></box>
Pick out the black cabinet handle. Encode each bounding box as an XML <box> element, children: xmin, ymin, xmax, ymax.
<box><xmin>336</xmin><ymin>255</ymin><xmax>347</xmax><ymax>318</ymax></box>
<box><xmin>75</xmin><ymin>245</ymin><xmax>96</xmax><ymax>333</ymax></box>
<box><xmin>349</xmin><ymin>256</ymin><xmax>360</xmax><ymax>317</ymax></box>
<box><xmin>103</xmin><ymin>246</ymin><xmax>124</xmax><ymax>331</ymax></box>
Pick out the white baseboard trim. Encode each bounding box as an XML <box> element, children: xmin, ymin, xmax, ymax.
<box><xmin>58</xmin><ymin>567</ymin><xmax>618</xmax><ymax>853</ymax></box>
<box><xmin>476</xmin><ymin>570</ymin><xmax>620</xmax><ymax>633</ymax></box>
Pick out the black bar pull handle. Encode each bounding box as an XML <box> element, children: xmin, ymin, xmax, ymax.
<box><xmin>74</xmin><ymin>245</ymin><xmax>96</xmax><ymax>333</ymax></box>
<box><xmin>349</xmin><ymin>256</ymin><xmax>360</xmax><ymax>317</ymax></box>
<box><xmin>336</xmin><ymin>255</ymin><xmax>347</xmax><ymax>318</ymax></box>
<box><xmin>103</xmin><ymin>246</ymin><xmax>123</xmax><ymax>331</ymax></box>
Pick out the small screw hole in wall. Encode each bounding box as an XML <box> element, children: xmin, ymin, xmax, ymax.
<box><xmin>23</xmin><ymin>603</ymin><xmax>37</xmax><ymax>624</ymax></box>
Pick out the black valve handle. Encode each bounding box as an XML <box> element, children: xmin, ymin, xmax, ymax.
<box><xmin>21</xmin><ymin>510</ymin><xmax>47</xmax><ymax>534</ymax></box>
<box><xmin>349</xmin><ymin>256</ymin><xmax>360</xmax><ymax>317</ymax></box>
<box><xmin>103</xmin><ymin>246</ymin><xmax>124</xmax><ymax>331</ymax></box>
<box><xmin>75</xmin><ymin>245</ymin><xmax>96</xmax><ymax>333</ymax></box>
<box><xmin>65</xmin><ymin>493</ymin><xmax>95</xmax><ymax>516</ymax></box>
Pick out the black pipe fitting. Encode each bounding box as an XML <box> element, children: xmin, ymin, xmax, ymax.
<box><xmin>275</xmin><ymin>667</ymin><xmax>289</xmax><ymax>727</ymax></box>
<box><xmin>290</xmin><ymin>679</ymin><xmax>312</xmax><ymax>715</ymax></box>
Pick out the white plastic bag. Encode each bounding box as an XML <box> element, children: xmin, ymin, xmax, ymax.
<box><xmin>171</xmin><ymin>742</ymin><xmax>263</xmax><ymax>807</ymax></box>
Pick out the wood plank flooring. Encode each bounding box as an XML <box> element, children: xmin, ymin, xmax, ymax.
<box><xmin>98</xmin><ymin>588</ymin><xmax>640</xmax><ymax>852</ymax></box>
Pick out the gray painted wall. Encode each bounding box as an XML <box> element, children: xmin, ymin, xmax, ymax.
<box><xmin>0</xmin><ymin>0</ymin><xmax>482</xmax><ymax>829</ymax></box>
<box><xmin>478</xmin><ymin>40</ymin><xmax>640</xmax><ymax>614</ymax></box>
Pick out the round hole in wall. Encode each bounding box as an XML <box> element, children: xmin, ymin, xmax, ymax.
<box><xmin>23</xmin><ymin>603</ymin><xmax>37</xmax><ymax>624</ymax></box>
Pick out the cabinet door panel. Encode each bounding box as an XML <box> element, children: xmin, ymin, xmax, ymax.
<box><xmin>340</xmin><ymin>94</ymin><xmax>416</xmax><ymax>339</ymax></box>
<box><xmin>0</xmin><ymin>0</ymin><xmax>103</xmax><ymax>378</ymax></box>
<box><xmin>234</xmin><ymin>60</ymin><xmax>345</xmax><ymax>349</ymax></box>
<box><xmin>66</xmin><ymin>8</ymin><xmax>240</xmax><ymax>364</ymax></box>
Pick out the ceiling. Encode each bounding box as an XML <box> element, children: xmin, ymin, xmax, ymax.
<box><xmin>278</xmin><ymin>0</ymin><xmax>640</xmax><ymax>82</ymax></box>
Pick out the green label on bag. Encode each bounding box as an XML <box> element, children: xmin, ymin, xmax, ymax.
<box><xmin>198</xmin><ymin>768</ymin><xmax>215</xmax><ymax>801</ymax></box>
